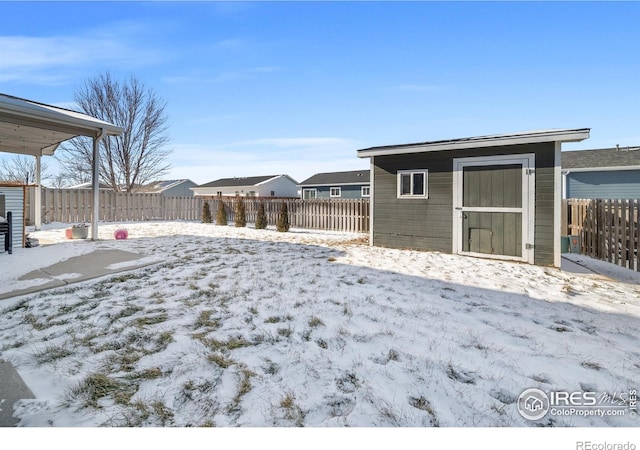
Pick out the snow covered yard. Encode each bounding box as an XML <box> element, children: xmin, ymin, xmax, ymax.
<box><xmin>1</xmin><ymin>221</ymin><xmax>639</xmax><ymax>427</ymax></box>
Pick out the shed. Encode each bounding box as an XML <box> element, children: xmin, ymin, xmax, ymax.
<box><xmin>357</xmin><ymin>128</ymin><xmax>590</xmax><ymax>267</ymax></box>
<box><xmin>0</xmin><ymin>184</ymin><xmax>28</xmax><ymax>251</ymax></box>
<box><xmin>561</xmin><ymin>146</ymin><xmax>640</xmax><ymax>199</ymax></box>
<box><xmin>299</xmin><ymin>170</ymin><xmax>370</xmax><ymax>199</ymax></box>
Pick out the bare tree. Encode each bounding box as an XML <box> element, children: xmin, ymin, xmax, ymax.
<box><xmin>57</xmin><ymin>72</ymin><xmax>171</xmax><ymax>192</ymax></box>
<box><xmin>0</xmin><ymin>155</ymin><xmax>50</xmax><ymax>184</ymax></box>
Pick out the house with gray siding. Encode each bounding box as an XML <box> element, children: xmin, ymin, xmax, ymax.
<box><xmin>357</xmin><ymin>128</ymin><xmax>590</xmax><ymax>267</ymax></box>
<box><xmin>137</xmin><ymin>179</ymin><xmax>197</xmax><ymax>197</ymax></box>
<box><xmin>191</xmin><ymin>175</ymin><xmax>298</xmax><ymax>198</ymax></box>
<box><xmin>562</xmin><ymin>147</ymin><xmax>640</xmax><ymax>199</ymax></box>
<box><xmin>299</xmin><ymin>170</ymin><xmax>370</xmax><ymax>199</ymax></box>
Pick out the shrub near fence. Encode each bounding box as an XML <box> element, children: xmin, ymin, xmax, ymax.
<box><xmin>203</xmin><ymin>197</ymin><xmax>370</xmax><ymax>233</ymax></box>
<box><xmin>562</xmin><ymin>199</ymin><xmax>639</xmax><ymax>271</ymax></box>
<box><xmin>26</xmin><ymin>188</ymin><xmax>370</xmax><ymax>234</ymax></box>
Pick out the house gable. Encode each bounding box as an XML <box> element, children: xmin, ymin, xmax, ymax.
<box><xmin>192</xmin><ymin>175</ymin><xmax>298</xmax><ymax>197</ymax></box>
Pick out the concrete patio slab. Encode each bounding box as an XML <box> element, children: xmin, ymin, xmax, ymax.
<box><xmin>0</xmin><ymin>249</ymin><xmax>156</xmax><ymax>301</ymax></box>
<box><xmin>0</xmin><ymin>361</ymin><xmax>35</xmax><ymax>427</ymax></box>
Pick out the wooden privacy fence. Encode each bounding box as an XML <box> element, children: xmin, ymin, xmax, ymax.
<box><xmin>25</xmin><ymin>188</ymin><xmax>370</xmax><ymax>233</ymax></box>
<box><xmin>203</xmin><ymin>197</ymin><xmax>369</xmax><ymax>233</ymax></box>
<box><xmin>28</xmin><ymin>188</ymin><xmax>203</xmax><ymax>223</ymax></box>
<box><xmin>562</xmin><ymin>199</ymin><xmax>639</xmax><ymax>271</ymax></box>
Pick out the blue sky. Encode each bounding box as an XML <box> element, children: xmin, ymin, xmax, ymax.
<box><xmin>1</xmin><ymin>1</ymin><xmax>639</xmax><ymax>185</ymax></box>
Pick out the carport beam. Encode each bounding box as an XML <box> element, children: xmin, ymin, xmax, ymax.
<box><xmin>34</xmin><ymin>153</ymin><xmax>41</xmax><ymax>230</ymax></box>
<box><xmin>91</xmin><ymin>128</ymin><xmax>106</xmax><ymax>240</ymax></box>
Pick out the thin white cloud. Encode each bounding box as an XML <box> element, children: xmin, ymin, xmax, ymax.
<box><xmin>394</xmin><ymin>84</ymin><xmax>444</xmax><ymax>93</ymax></box>
<box><xmin>0</xmin><ymin>24</ymin><xmax>168</xmax><ymax>85</ymax></box>
<box><xmin>169</xmin><ymin>137</ymin><xmax>365</xmax><ymax>184</ymax></box>
<box><xmin>214</xmin><ymin>38</ymin><xmax>246</xmax><ymax>52</ymax></box>
<box><xmin>163</xmin><ymin>66</ymin><xmax>280</xmax><ymax>85</ymax></box>
<box><xmin>230</xmin><ymin>137</ymin><xmax>355</xmax><ymax>149</ymax></box>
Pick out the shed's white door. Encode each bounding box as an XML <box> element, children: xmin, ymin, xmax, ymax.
<box><xmin>453</xmin><ymin>154</ymin><xmax>535</xmax><ymax>264</ymax></box>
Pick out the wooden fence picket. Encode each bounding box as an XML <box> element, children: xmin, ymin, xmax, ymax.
<box><xmin>28</xmin><ymin>188</ymin><xmax>370</xmax><ymax>233</ymax></box>
<box><xmin>563</xmin><ymin>198</ymin><xmax>639</xmax><ymax>271</ymax></box>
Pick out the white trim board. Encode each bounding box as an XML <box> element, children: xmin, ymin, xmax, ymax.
<box><xmin>298</xmin><ymin>182</ymin><xmax>370</xmax><ymax>187</ymax></box>
<box><xmin>562</xmin><ymin>165</ymin><xmax>640</xmax><ymax>173</ymax></box>
<box><xmin>554</xmin><ymin>142</ymin><xmax>562</xmax><ymax>268</ymax></box>
<box><xmin>358</xmin><ymin>129</ymin><xmax>590</xmax><ymax>158</ymax></box>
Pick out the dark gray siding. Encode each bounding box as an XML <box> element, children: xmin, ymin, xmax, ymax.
<box><xmin>533</xmin><ymin>145</ymin><xmax>555</xmax><ymax>265</ymax></box>
<box><xmin>372</xmin><ymin>142</ymin><xmax>556</xmax><ymax>266</ymax></box>
<box><xmin>566</xmin><ymin>170</ymin><xmax>640</xmax><ymax>199</ymax></box>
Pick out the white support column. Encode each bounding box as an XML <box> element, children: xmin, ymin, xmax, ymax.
<box><xmin>369</xmin><ymin>157</ymin><xmax>374</xmax><ymax>246</ymax></box>
<box><xmin>92</xmin><ymin>129</ymin><xmax>106</xmax><ymax>240</ymax></box>
<box><xmin>34</xmin><ymin>153</ymin><xmax>42</xmax><ymax>230</ymax></box>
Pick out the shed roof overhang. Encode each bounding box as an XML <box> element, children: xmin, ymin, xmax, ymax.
<box><xmin>0</xmin><ymin>93</ymin><xmax>124</xmax><ymax>157</ymax></box>
<box><xmin>357</xmin><ymin>128</ymin><xmax>591</xmax><ymax>158</ymax></box>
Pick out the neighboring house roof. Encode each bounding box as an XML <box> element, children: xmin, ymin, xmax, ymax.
<box><xmin>357</xmin><ymin>128</ymin><xmax>590</xmax><ymax>158</ymax></box>
<box><xmin>299</xmin><ymin>170</ymin><xmax>370</xmax><ymax>186</ymax></box>
<box><xmin>562</xmin><ymin>147</ymin><xmax>640</xmax><ymax>170</ymax></box>
<box><xmin>136</xmin><ymin>179</ymin><xmax>195</xmax><ymax>193</ymax></box>
<box><xmin>198</xmin><ymin>175</ymin><xmax>292</xmax><ymax>188</ymax></box>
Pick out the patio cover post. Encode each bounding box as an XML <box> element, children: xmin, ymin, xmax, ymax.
<box><xmin>34</xmin><ymin>152</ymin><xmax>41</xmax><ymax>230</ymax></box>
<box><xmin>92</xmin><ymin>128</ymin><xmax>106</xmax><ymax>240</ymax></box>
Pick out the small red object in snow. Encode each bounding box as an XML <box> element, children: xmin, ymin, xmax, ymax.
<box><xmin>65</xmin><ymin>228</ymin><xmax>73</xmax><ymax>239</ymax></box>
<box><xmin>114</xmin><ymin>229</ymin><xmax>129</xmax><ymax>240</ymax></box>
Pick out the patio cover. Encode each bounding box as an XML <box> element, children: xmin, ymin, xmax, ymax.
<box><xmin>0</xmin><ymin>93</ymin><xmax>124</xmax><ymax>240</ymax></box>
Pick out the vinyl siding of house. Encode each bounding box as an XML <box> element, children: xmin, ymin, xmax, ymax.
<box><xmin>565</xmin><ymin>170</ymin><xmax>640</xmax><ymax>199</ymax></box>
<box><xmin>259</xmin><ymin>175</ymin><xmax>298</xmax><ymax>197</ymax></box>
<box><xmin>161</xmin><ymin>181</ymin><xmax>197</xmax><ymax>197</ymax></box>
<box><xmin>304</xmin><ymin>185</ymin><xmax>368</xmax><ymax>199</ymax></box>
<box><xmin>0</xmin><ymin>186</ymin><xmax>24</xmax><ymax>250</ymax></box>
<box><xmin>371</xmin><ymin>142</ymin><xmax>556</xmax><ymax>266</ymax></box>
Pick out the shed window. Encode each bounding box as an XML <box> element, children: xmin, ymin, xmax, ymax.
<box><xmin>330</xmin><ymin>187</ymin><xmax>342</xmax><ymax>198</ymax></box>
<box><xmin>397</xmin><ymin>170</ymin><xmax>428</xmax><ymax>198</ymax></box>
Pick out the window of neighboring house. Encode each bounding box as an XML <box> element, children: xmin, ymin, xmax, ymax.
<box><xmin>397</xmin><ymin>170</ymin><xmax>428</xmax><ymax>198</ymax></box>
<box><xmin>361</xmin><ymin>186</ymin><xmax>371</xmax><ymax>197</ymax></box>
<box><xmin>303</xmin><ymin>189</ymin><xmax>317</xmax><ymax>199</ymax></box>
<box><xmin>247</xmin><ymin>191</ymin><xmax>256</xmax><ymax>197</ymax></box>
<box><xmin>270</xmin><ymin>191</ymin><xmax>275</xmax><ymax>197</ymax></box>
<box><xmin>216</xmin><ymin>191</ymin><xmax>223</xmax><ymax>197</ymax></box>
<box><xmin>330</xmin><ymin>187</ymin><xmax>342</xmax><ymax>198</ymax></box>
